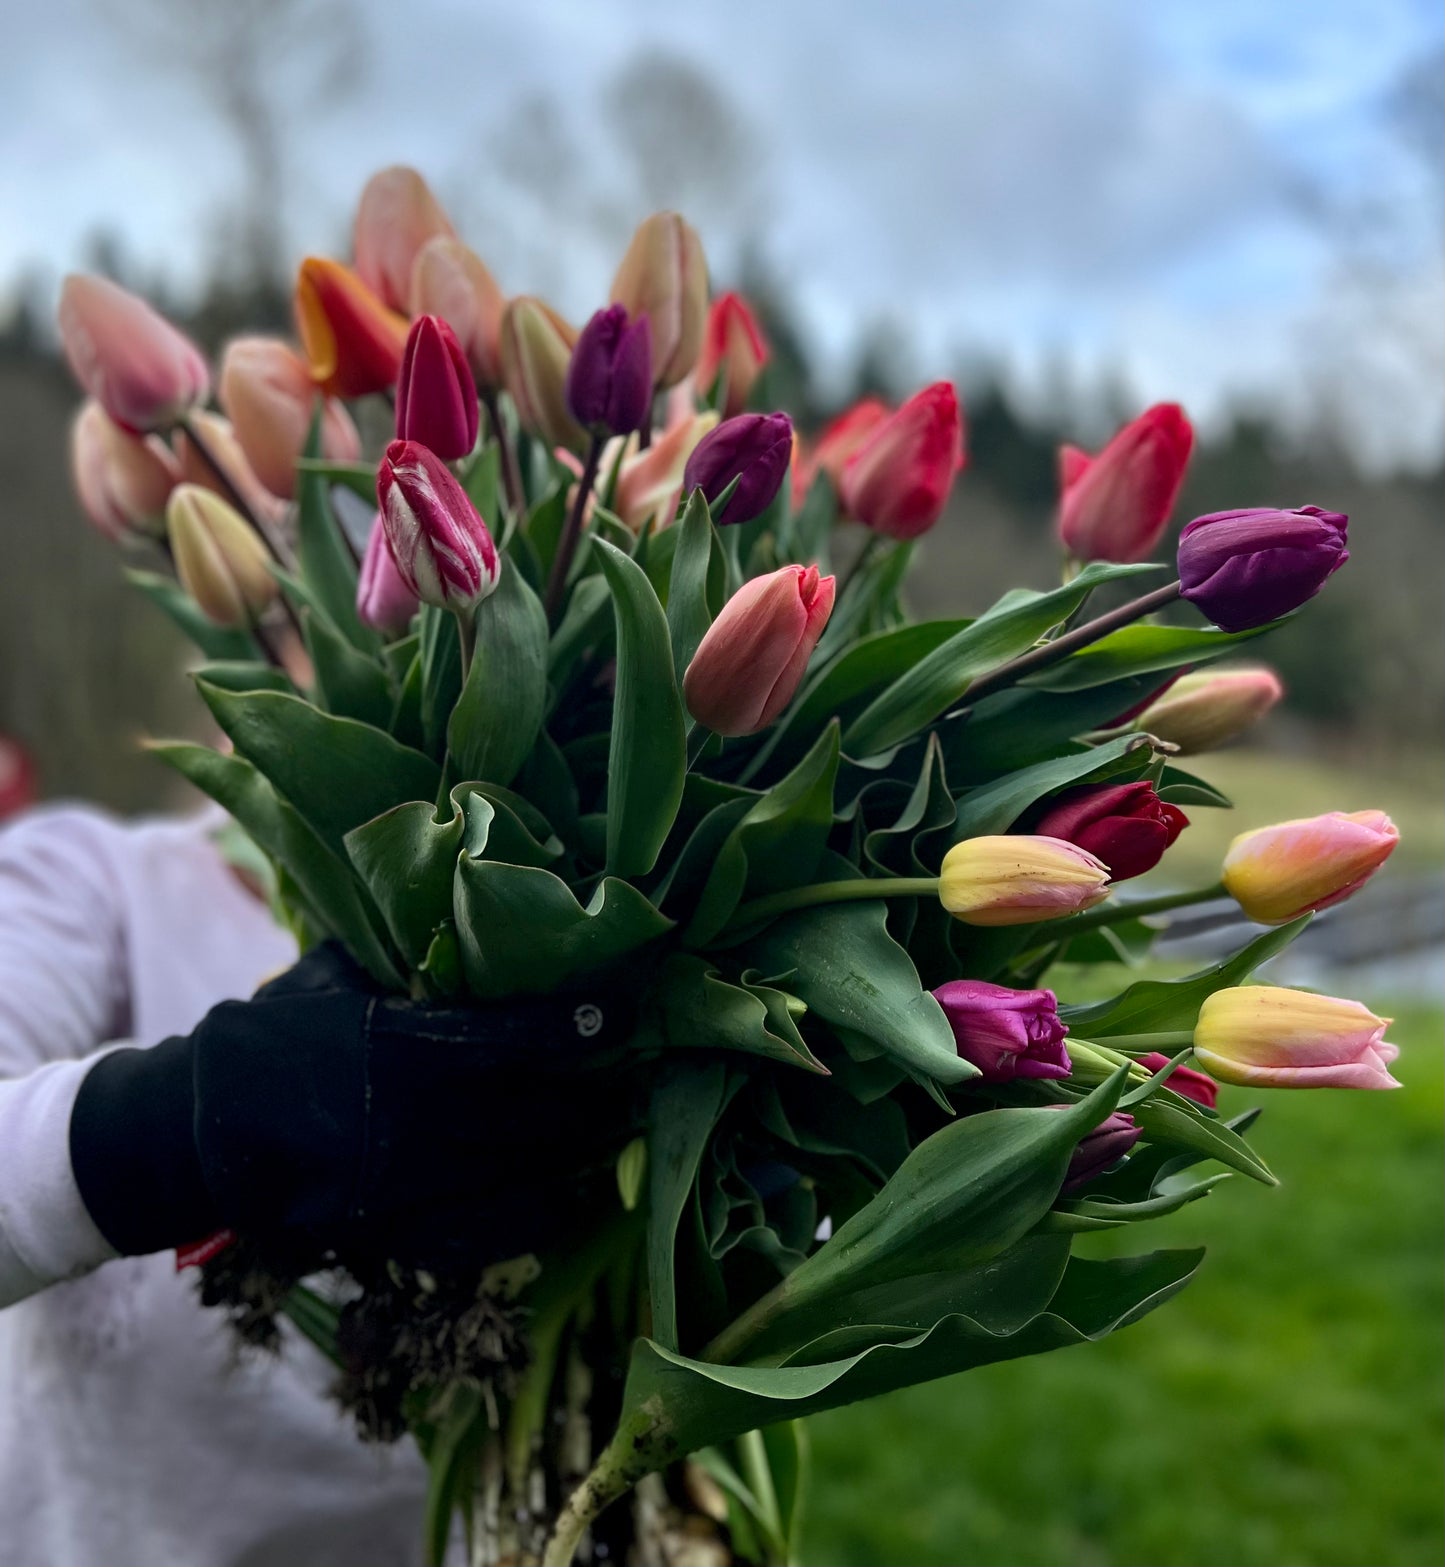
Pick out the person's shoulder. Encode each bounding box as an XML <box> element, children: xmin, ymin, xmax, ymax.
<box><xmin>0</xmin><ymin>803</ymin><xmax>220</xmax><ymax>880</ymax></box>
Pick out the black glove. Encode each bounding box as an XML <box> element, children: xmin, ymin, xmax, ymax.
<box><xmin>69</xmin><ymin>943</ymin><xmax>640</xmax><ymax>1271</ymax></box>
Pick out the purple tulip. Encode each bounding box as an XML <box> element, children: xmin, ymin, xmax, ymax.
<box><xmin>566</xmin><ymin>305</ymin><xmax>653</xmax><ymax>436</ymax></box>
<box><xmin>1062</xmin><ymin>1111</ymin><xmax>1141</xmax><ymax>1193</ymax></box>
<box><xmin>395</xmin><ymin>314</ymin><xmax>480</xmax><ymax>460</ymax></box>
<box><xmin>356</xmin><ymin>512</ymin><xmax>420</xmax><ymax>635</ymax></box>
<box><xmin>683</xmin><ymin>411</ymin><xmax>793</xmax><ymax>526</ymax></box>
<box><xmin>1177</xmin><ymin>506</ymin><xmax>1348</xmax><ymax>633</ymax></box>
<box><xmin>376</xmin><ymin>439</ymin><xmax>499</xmax><ymax>612</ymax></box>
<box><xmin>932</xmin><ymin>980</ymin><xmax>1071</xmax><ymax>1082</ymax></box>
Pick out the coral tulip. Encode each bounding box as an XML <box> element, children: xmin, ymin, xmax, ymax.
<box><xmin>353</xmin><ymin>165</ymin><xmax>455</xmax><ymax>313</ymax></box>
<box><xmin>70</xmin><ymin>400</ymin><xmax>179</xmax><ymax>542</ymax></box>
<box><xmin>1222</xmin><ymin>810</ymin><xmax>1398</xmax><ymax>925</ymax></box>
<box><xmin>839</xmin><ymin>382</ymin><xmax>964</xmax><ymax>539</ymax></box>
<box><xmin>696</xmin><ymin>292</ymin><xmax>769</xmax><ymax>419</ymax></box>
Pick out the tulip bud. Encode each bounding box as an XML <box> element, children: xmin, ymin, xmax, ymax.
<box><xmin>1062</xmin><ymin>1111</ymin><xmax>1142</xmax><ymax>1191</ymax></box>
<box><xmin>838</xmin><ymin>382</ymin><xmax>965</xmax><ymax>540</ymax></box>
<box><xmin>218</xmin><ymin>337</ymin><xmax>361</xmax><ymax>499</ymax></box>
<box><xmin>376</xmin><ymin>439</ymin><xmax>499</xmax><ymax>612</ymax></box>
<box><xmin>939</xmin><ymin>836</ymin><xmax>1112</xmax><ymax>926</ymax></box>
<box><xmin>696</xmin><ymin>292</ymin><xmax>769</xmax><ymax>419</ymax></box>
<box><xmin>683</xmin><ymin>564</ymin><xmax>835</xmax><ymax>736</ymax></box>
<box><xmin>395</xmin><ymin>315</ymin><xmax>479</xmax><ymax>460</ymax></box>
<box><xmin>1056</xmin><ymin>403</ymin><xmax>1194</xmax><ymax>563</ymax></box>
<box><xmin>1135</xmin><ymin>666</ymin><xmax>1284</xmax><ymax>754</ymax></box>
<box><xmin>499</xmin><ymin>297</ymin><xmax>585</xmax><ymax>452</ymax></box>
<box><xmin>58</xmin><ymin>275</ymin><xmax>210</xmax><ymax>434</ymax></box>
<box><xmin>609</xmin><ymin>211</ymin><xmax>708</xmax><ymax>388</ymax></box>
<box><xmin>1221</xmin><ymin>810</ymin><xmax>1397</xmax><ymax>925</ymax></box>
<box><xmin>1137</xmin><ymin>1052</ymin><xmax>1219</xmax><ymax>1111</ymax></box>
<box><xmin>1193</xmin><ymin>987</ymin><xmax>1399</xmax><ymax>1090</ymax></box>
<box><xmin>353</xmin><ymin>165</ymin><xmax>455</xmax><ymax>313</ymax></box>
<box><xmin>683</xmin><ymin>412</ymin><xmax>793</xmax><ymax>527</ymax></box>
<box><xmin>931</xmin><ymin>980</ymin><xmax>1071</xmax><ymax>1083</ymax></box>
<box><xmin>612</xmin><ymin>411</ymin><xmax>719</xmax><ymax>533</ymax></box>
<box><xmin>166</xmin><ymin>484</ymin><xmax>278</xmax><ymax>628</ymax></box>
<box><xmin>566</xmin><ymin>305</ymin><xmax>653</xmax><ymax>436</ymax></box>
<box><xmin>1029</xmin><ymin>782</ymin><xmax>1189</xmax><ymax>882</ymax></box>
<box><xmin>294</xmin><ymin>257</ymin><xmax>409</xmax><ymax>398</ymax></box>
<box><xmin>409</xmin><ymin>236</ymin><xmax>506</xmax><ymax>388</ymax></box>
<box><xmin>71</xmin><ymin>400</ymin><xmax>179</xmax><ymax>542</ymax></box>
<box><xmin>1177</xmin><ymin>507</ymin><xmax>1349</xmax><ymax>632</ymax></box>
<box><xmin>356</xmin><ymin>513</ymin><xmax>420</xmax><ymax>636</ymax></box>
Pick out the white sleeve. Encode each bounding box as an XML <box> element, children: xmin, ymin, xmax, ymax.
<box><xmin>0</xmin><ymin>808</ymin><xmax>135</xmax><ymax>1305</ymax></box>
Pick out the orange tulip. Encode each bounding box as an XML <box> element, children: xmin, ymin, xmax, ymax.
<box><xmin>294</xmin><ymin>257</ymin><xmax>409</xmax><ymax>398</ymax></box>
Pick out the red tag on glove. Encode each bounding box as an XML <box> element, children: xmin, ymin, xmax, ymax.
<box><xmin>175</xmin><ymin>1229</ymin><xmax>237</xmax><ymax>1271</ymax></box>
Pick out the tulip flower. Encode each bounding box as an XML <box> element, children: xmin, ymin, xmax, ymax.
<box><xmin>0</xmin><ymin>737</ymin><xmax>36</xmax><ymax>824</ymax></box>
<box><xmin>219</xmin><ymin>337</ymin><xmax>360</xmax><ymax>499</ymax></box>
<box><xmin>353</xmin><ymin>165</ymin><xmax>455</xmax><ymax>314</ymax></box>
<box><xmin>792</xmin><ymin>397</ymin><xmax>891</xmax><ymax>508</ymax></box>
<box><xmin>931</xmin><ymin>980</ymin><xmax>1071</xmax><ymax>1082</ymax></box>
<box><xmin>610</xmin><ymin>411</ymin><xmax>720</xmax><ymax>533</ymax></box>
<box><xmin>1221</xmin><ymin>810</ymin><xmax>1398</xmax><ymax>925</ymax></box>
<box><xmin>1177</xmin><ymin>507</ymin><xmax>1349</xmax><ymax>632</ymax></box>
<box><xmin>1135</xmin><ymin>666</ymin><xmax>1284</xmax><ymax>754</ymax></box>
<box><xmin>939</xmin><ymin>836</ymin><xmax>1112</xmax><ymax>926</ymax></box>
<box><xmin>395</xmin><ymin>315</ymin><xmax>479</xmax><ymax>460</ymax></box>
<box><xmin>499</xmin><ymin>297</ymin><xmax>585</xmax><ymax>452</ymax></box>
<box><xmin>1056</xmin><ymin>403</ymin><xmax>1194</xmax><ymax>563</ymax></box>
<box><xmin>173</xmin><ymin>411</ymin><xmax>287</xmax><ymax>533</ymax></box>
<box><xmin>683</xmin><ymin>411</ymin><xmax>793</xmax><ymax>526</ymax></box>
<box><xmin>838</xmin><ymin>382</ymin><xmax>964</xmax><ymax>540</ymax></box>
<box><xmin>1137</xmin><ymin>1052</ymin><xmax>1219</xmax><ymax>1111</ymax></box>
<box><xmin>294</xmin><ymin>257</ymin><xmax>409</xmax><ymax>398</ymax></box>
<box><xmin>376</xmin><ymin>439</ymin><xmax>499</xmax><ymax>612</ymax></box>
<box><xmin>58</xmin><ymin>274</ymin><xmax>210</xmax><ymax>434</ymax></box>
<box><xmin>166</xmin><ymin>484</ymin><xmax>278</xmax><ymax>628</ymax></box>
<box><xmin>1193</xmin><ymin>987</ymin><xmax>1400</xmax><ymax>1090</ymax></box>
<box><xmin>696</xmin><ymin>292</ymin><xmax>769</xmax><ymax>419</ymax></box>
<box><xmin>1029</xmin><ymin>782</ymin><xmax>1189</xmax><ymax>882</ymax></box>
<box><xmin>609</xmin><ymin>211</ymin><xmax>708</xmax><ymax>388</ymax></box>
<box><xmin>70</xmin><ymin>400</ymin><xmax>179</xmax><ymax>542</ymax></box>
<box><xmin>683</xmin><ymin>564</ymin><xmax>835</xmax><ymax>735</ymax></box>
<box><xmin>566</xmin><ymin>305</ymin><xmax>653</xmax><ymax>437</ymax></box>
<box><xmin>356</xmin><ymin>514</ymin><xmax>420</xmax><ymax>636</ymax></box>
<box><xmin>409</xmin><ymin>236</ymin><xmax>506</xmax><ymax>388</ymax></box>
<box><xmin>1062</xmin><ymin>1111</ymin><xmax>1142</xmax><ymax>1191</ymax></box>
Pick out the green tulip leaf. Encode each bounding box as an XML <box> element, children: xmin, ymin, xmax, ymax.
<box><xmin>124</xmin><ymin>569</ymin><xmax>257</xmax><ymax>661</ymax></box>
<box><xmin>343</xmin><ymin>798</ymin><xmax>465</xmax><ymax>969</ymax></box>
<box><xmin>296</xmin><ymin>413</ymin><xmax>369</xmax><ymax>649</ymax></box>
<box><xmin>1020</xmin><ymin>620</ymin><xmax>1283</xmax><ymax>692</ymax></box>
<box><xmin>951</xmin><ymin>732</ymin><xmax>1154</xmax><ymax>838</ymax></box>
<box><xmin>305</xmin><ymin>608</ymin><xmax>394</xmax><ymax>729</ymax></box>
<box><xmin>667</xmin><ymin>489</ymin><xmax>726</xmax><ymax>681</ymax></box>
<box><xmin>649</xmin><ymin>954</ymin><xmax>827</xmax><ymax>1075</ymax></box>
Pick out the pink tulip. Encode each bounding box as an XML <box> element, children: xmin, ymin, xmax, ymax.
<box><xmin>353</xmin><ymin>166</ymin><xmax>456</xmax><ymax>313</ymax></box>
<box><xmin>1137</xmin><ymin>1052</ymin><xmax>1219</xmax><ymax>1111</ymax></box>
<box><xmin>219</xmin><ymin>337</ymin><xmax>360</xmax><ymax>499</ymax></box>
<box><xmin>695</xmin><ymin>292</ymin><xmax>769</xmax><ymax>419</ymax></box>
<box><xmin>70</xmin><ymin>400</ymin><xmax>180</xmax><ymax>542</ymax></box>
<box><xmin>839</xmin><ymin>382</ymin><xmax>965</xmax><ymax>539</ymax></box>
<box><xmin>1194</xmin><ymin>987</ymin><xmax>1400</xmax><ymax>1090</ymax></box>
<box><xmin>377</xmin><ymin>439</ymin><xmax>499</xmax><ymax>612</ymax></box>
<box><xmin>611</xmin><ymin>410</ymin><xmax>719</xmax><ymax>533</ymax></box>
<box><xmin>356</xmin><ymin>513</ymin><xmax>420</xmax><ymax>635</ymax></box>
<box><xmin>395</xmin><ymin>315</ymin><xmax>480</xmax><ymax>460</ymax></box>
<box><xmin>409</xmin><ymin>236</ymin><xmax>506</xmax><ymax>389</ymax></box>
<box><xmin>58</xmin><ymin>275</ymin><xmax>210</xmax><ymax>434</ymax></box>
<box><xmin>684</xmin><ymin>564</ymin><xmax>836</xmax><ymax>736</ymax></box>
<box><xmin>1057</xmin><ymin>403</ymin><xmax>1194</xmax><ymax>563</ymax></box>
<box><xmin>1222</xmin><ymin>810</ymin><xmax>1398</xmax><ymax>925</ymax></box>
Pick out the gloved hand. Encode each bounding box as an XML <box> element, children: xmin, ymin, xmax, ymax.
<box><xmin>69</xmin><ymin>943</ymin><xmax>641</xmax><ymax>1272</ymax></box>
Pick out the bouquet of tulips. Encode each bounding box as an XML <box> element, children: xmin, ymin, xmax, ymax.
<box><xmin>61</xmin><ymin>167</ymin><xmax>1402</xmax><ymax>1566</ymax></box>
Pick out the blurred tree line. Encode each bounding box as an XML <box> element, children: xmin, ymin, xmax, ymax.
<box><xmin>0</xmin><ymin>255</ymin><xmax>1440</xmax><ymax>815</ymax></box>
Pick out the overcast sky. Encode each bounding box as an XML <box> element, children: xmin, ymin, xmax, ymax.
<box><xmin>4</xmin><ymin>0</ymin><xmax>1441</xmax><ymax>468</ymax></box>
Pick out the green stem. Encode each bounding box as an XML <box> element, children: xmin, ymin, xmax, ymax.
<box><xmin>1083</xmin><ymin>1029</ymin><xmax>1197</xmax><ymax>1052</ymax></box>
<box><xmin>1052</xmin><ymin>880</ymin><xmax>1228</xmax><ymax>938</ymax></box>
<box><xmin>961</xmin><ymin>579</ymin><xmax>1182</xmax><ymax>707</ymax></box>
<box><xmin>545</xmin><ymin>432</ymin><xmax>603</xmax><ymax>620</ymax></box>
<box><xmin>482</xmin><ymin>389</ymin><xmax>526</xmax><ymax>519</ymax></box>
<box><xmin>685</xmin><ymin>724</ymin><xmax>713</xmax><ymax>771</ymax></box>
<box><xmin>541</xmin><ymin>1418</ymin><xmax>654</xmax><ymax>1567</ymax></box>
<box><xmin>728</xmin><ymin>876</ymin><xmax>941</xmax><ymax>932</ymax></box>
<box><xmin>453</xmin><ymin>605</ymin><xmax>477</xmax><ymax>684</ymax></box>
<box><xmin>834</xmin><ymin>531</ymin><xmax>886</xmax><ymax>604</ymax></box>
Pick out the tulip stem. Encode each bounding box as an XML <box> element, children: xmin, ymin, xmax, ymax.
<box><xmin>1049</xmin><ymin>880</ymin><xmax>1229</xmax><ymax>938</ymax></box>
<box><xmin>178</xmin><ymin>413</ymin><xmax>293</xmax><ymax>571</ymax></box>
<box><xmin>453</xmin><ymin>606</ymin><xmax>477</xmax><ymax>683</ymax></box>
<box><xmin>545</xmin><ymin>433</ymin><xmax>604</xmax><ymax>620</ymax></box>
<box><xmin>835</xmin><ymin>532</ymin><xmax>887</xmax><ymax>603</ymax></box>
<box><xmin>727</xmin><ymin>876</ymin><xmax>941</xmax><ymax>932</ymax></box>
<box><xmin>961</xmin><ymin>580</ymin><xmax>1183</xmax><ymax>706</ymax></box>
<box><xmin>482</xmin><ymin>390</ymin><xmax>526</xmax><ymax>518</ymax></box>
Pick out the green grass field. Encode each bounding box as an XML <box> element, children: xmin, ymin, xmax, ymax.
<box><xmin>802</xmin><ymin>1002</ymin><xmax>1444</xmax><ymax>1567</ymax></box>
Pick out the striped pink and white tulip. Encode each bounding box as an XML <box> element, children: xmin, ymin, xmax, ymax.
<box><xmin>377</xmin><ymin>439</ymin><xmax>499</xmax><ymax>612</ymax></box>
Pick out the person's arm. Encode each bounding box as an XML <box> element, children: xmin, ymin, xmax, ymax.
<box><xmin>0</xmin><ymin>807</ymin><xmax>134</xmax><ymax>1305</ymax></box>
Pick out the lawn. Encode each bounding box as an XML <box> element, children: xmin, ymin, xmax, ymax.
<box><xmin>802</xmin><ymin>1001</ymin><xmax>1445</xmax><ymax>1567</ymax></box>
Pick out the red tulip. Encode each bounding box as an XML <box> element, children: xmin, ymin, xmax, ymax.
<box><xmin>1057</xmin><ymin>403</ymin><xmax>1193</xmax><ymax>563</ymax></box>
<box><xmin>839</xmin><ymin>382</ymin><xmax>965</xmax><ymax>539</ymax></box>
<box><xmin>1030</xmin><ymin>782</ymin><xmax>1189</xmax><ymax>882</ymax></box>
<box><xmin>695</xmin><ymin>292</ymin><xmax>769</xmax><ymax>418</ymax></box>
<box><xmin>377</xmin><ymin>439</ymin><xmax>499</xmax><ymax>612</ymax></box>
<box><xmin>1137</xmin><ymin>1052</ymin><xmax>1218</xmax><ymax>1111</ymax></box>
<box><xmin>395</xmin><ymin>315</ymin><xmax>480</xmax><ymax>460</ymax></box>
<box><xmin>294</xmin><ymin>257</ymin><xmax>409</xmax><ymax>398</ymax></box>
<box><xmin>683</xmin><ymin>564</ymin><xmax>835</xmax><ymax>735</ymax></box>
